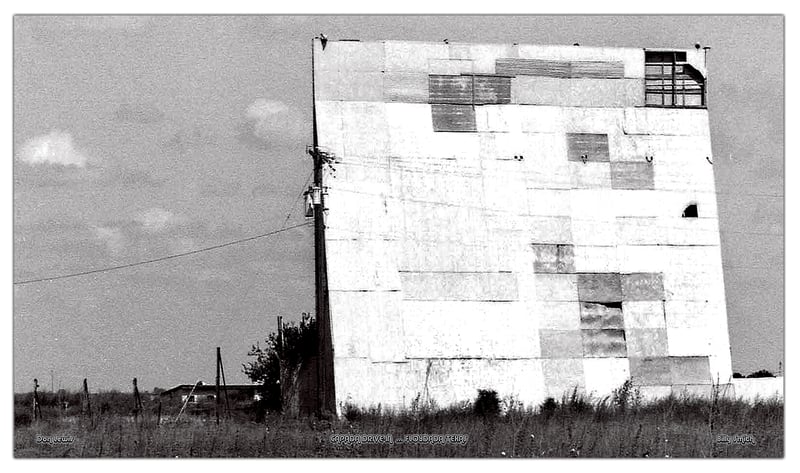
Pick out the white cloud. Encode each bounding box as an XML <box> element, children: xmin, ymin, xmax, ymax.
<box><xmin>94</xmin><ymin>226</ymin><xmax>126</xmax><ymax>256</ymax></box>
<box><xmin>135</xmin><ymin>208</ymin><xmax>176</xmax><ymax>233</ymax></box>
<box><xmin>18</xmin><ymin>131</ymin><xmax>89</xmax><ymax>167</ymax></box>
<box><xmin>244</xmin><ymin>99</ymin><xmax>303</xmax><ymax>142</ymax></box>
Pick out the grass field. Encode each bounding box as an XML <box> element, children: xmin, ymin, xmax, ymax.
<box><xmin>14</xmin><ymin>389</ymin><xmax>783</xmax><ymax>458</ymax></box>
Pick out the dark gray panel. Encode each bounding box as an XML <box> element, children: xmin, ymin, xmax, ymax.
<box><xmin>431</xmin><ymin>104</ymin><xmax>477</xmax><ymax>132</ymax></box>
<box><xmin>570</xmin><ymin>60</ymin><xmax>625</xmax><ymax>79</ymax></box>
<box><xmin>429</xmin><ymin>75</ymin><xmax>473</xmax><ymax>104</ymax></box>
<box><xmin>567</xmin><ymin>133</ymin><xmax>610</xmax><ymax>162</ymax></box>
<box><xmin>540</xmin><ymin>330</ymin><xmax>583</xmax><ymax>358</ymax></box>
<box><xmin>577</xmin><ymin>273</ymin><xmax>623</xmax><ymax>302</ymax></box>
<box><xmin>473</xmin><ymin>75</ymin><xmax>512</xmax><ymax>104</ymax></box>
<box><xmin>580</xmin><ymin>302</ymin><xmax>624</xmax><ymax>329</ymax></box>
<box><xmin>581</xmin><ymin>329</ymin><xmax>627</xmax><ymax>357</ymax></box>
<box><xmin>496</xmin><ymin>58</ymin><xmax>571</xmax><ymax>78</ymax></box>
<box><xmin>671</xmin><ymin>356</ymin><xmax>711</xmax><ymax>385</ymax></box>
<box><xmin>630</xmin><ymin>357</ymin><xmax>672</xmax><ymax>385</ymax></box>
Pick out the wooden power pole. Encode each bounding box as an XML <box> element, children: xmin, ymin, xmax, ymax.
<box><xmin>216</xmin><ymin>346</ymin><xmax>221</xmax><ymax>425</ymax></box>
<box><xmin>310</xmin><ymin>36</ymin><xmax>336</xmax><ymax>417</ymax></box>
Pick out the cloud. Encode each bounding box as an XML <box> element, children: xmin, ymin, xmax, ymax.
<box><xmin>114</xmin><ymin>103</ymin><xmax>165</xmax><ymax>124</ymax></box>
<box><xmin>94</xmin><ymin>226</ymin><xmax>127</xmax><ymax>256</ymax></box>
<box><xmin>135</xmin><ymin>208</ymin><xmax>176</xmax><ymax>233</ymax></box>
<box><xmin>17</xmin><ymin>131</ymin><xmax>89</xmax><ymax>167</ymax></box>
<box><xmin>240</xmin><ymin>99</ymin><xmax>305</xmax><ymax>147</ymax></box>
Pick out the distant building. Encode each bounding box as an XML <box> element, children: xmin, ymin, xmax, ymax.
<box><xmin>160</xmin><ymin>382</ymin><xmax>262</xmax><ymax>405</ymax></box>
<box><xmin>306</xmin><ymin>38</ymin><xmax>732</xmax><ymax>415</ymax></box>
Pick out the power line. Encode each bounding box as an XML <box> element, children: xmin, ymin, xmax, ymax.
<box><xmin>282</xmin><ymin>170</ymin><xmax>314</xmax><ymax>228</ymax></box>
<box><xmin>13</xmin><ymin>221</ymin><xmax>313</xmax><ymax>286</ymax></box>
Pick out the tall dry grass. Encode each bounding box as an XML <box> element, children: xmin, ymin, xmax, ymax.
<box><xmin>14</xmin><ymin>386</ymin><xmax>783</xmax><ymax>458</ymax></box>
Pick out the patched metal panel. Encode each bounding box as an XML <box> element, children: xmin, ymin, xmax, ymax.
<box><xmin>580</xmin><ymin>302</ymin><xmax>624</xmax><ymax>329</ymax></box>
<box><xmin>534</xmin><ymin>300</ymin><xmax>581</xmax><ymax>330</ymax></box>
<box><xmin>570</xmin><ymin>161</ymin><xmax>611</xmax><ymax>188</ymax></box>
<box><xmin>529</xmin><ymin>216</ymin><xmax>573</xmax><ymax>244</ymax></box>
<box><xmin>496</xmin><ymin>58</ymin><xmax>624</xmax><ymax>78</ymax></box>
<box><xmin>384</xmin><ymin>41</ymin><xmax>449</xmax><ymax>72</ymax></box>
<box><xmin>534</xmin><ymin>273</ymin><xmax>578</xmax><ymax>301</ymax></box>
<box><xmin>402</xmin><ymin>300</ymin><xmax>532</xmax><ymax>358</ymax></box>
<box><xmin>626</xmin><ymin>328</ymin><xmax>669</xmax><ymax>357</ymax></box>
<box><xmin>582</xmin><ymin>329</ymin><xmax>627</xmax><ymax>357</ymax></box>
<box><xmin>572</xmin><ymin>246</ymin><xmax>619</xmax><ymax>273</ymax></box>
<box><xmin>531</xmin><ymin>243</ymin><xmax>575</xmax><ymax>273</ymax></box>
<box><xmin>338</xmin><ymin>71</ymin><xmax>386</xmax><ymax>102</ymax></box>
<box><xmin>611</xmin><ymin>162</ymin><xmax>655</xmax><ymax>190</ymax></box>
<box><xmin>621</xmin><ymin>273</ymin><xmax>665</xmax><ymax>300</ymax></box>
<box><xmin>577</xmin><ymin>273</ymin><xmax>623</xmax><ymax>302</ymax></box>
<box><xmin>399</xmin><ymin>271</ymin><xmax>518</xmax><ymax>301</ymax></box>
<box><xmin>542</xmin><ymin>359</ymin><xmax>585</xmax><ymax>398</ymax></box>
<box><xmin>570</xmin><ymin>60</ymin><xmax>625</xmax><ymax>78</ymax></box>
<box><xmin>326</xmin><ymin>239</ymin><xmax>401</xmax><ymax>291</ymax></box>
<box><xmin>384</xmin><ymin>72</ymin><xmax>429</xmax><ymax>103</ymax></box>
<box><xmin>622</xmin><ymin>301</ymin><xmax>666</xmax><ymax>328</ymax></box>
<box><xmin>567</xmin><ymin>133</ymin><xmax>610</xmax><ymax>162</ymax></box>
<box><xmin>429</xmin><ymin>75</ymin><xmax>473</xmax><ymax>104</ymax></box>
<box><xmin>431</xmin><ymin>104</ymin><xmax>476</xmax><ymax>132</ymax></box>
<box><xmin>671</xmin><ymin>356</ymin><xmax>711</xmax><ymax>384</ymax></box>
<box><xmin>516</xmin><ymin>44</ymin><xmax>645</xmax><ymax>78</ymax></box>
<box><xmin>497</xmin><ymin>58</ymin><xmax>571</xmax><ymax>77</ymax></box>
<box><xmin>473</xmin><ymin>75</ymin><xmax>512</xmax><ymax>104</ymax></box>
<box><xmin>623</xmin><ymin>107</ymin><xmax>710</xmax><ymax>136</ymax></box>
<box><xmin>630</xmin><ymin>357</ymin><xmax>672</xmax><ymax>385</ymax></box>
<box><xmin>540</xmin><ymin>330</ymin><xmax>583</xmax><ymax>358</ymax></box>
<box><xmin>429</xmin><ymin>58</ymin><xmax>474</xmax><ymax>75</ymax></box>
<box><xmin>449</xmin><ymin>43</ymin><xmax>518</xmax><ymax>73</ymax></box>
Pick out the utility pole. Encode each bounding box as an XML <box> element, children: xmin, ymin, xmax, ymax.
<box><xmin>310</xmin><ymin>36</ymin><xmax>336</xmax><ymax>416</ymax></box>
<box><xmin>277</xmin><ymin>316</ymin><xmax>284</xmax><ymax>410</ymax></box>
<box><xmin>216</xmin><ymin>346</ymin><xmax>221</xmax><ymax>425</ymax></box>
<box><xmin>132</xmin><ymin>377</ymin><xmax>143</xmax><ymax>423</ymax></box>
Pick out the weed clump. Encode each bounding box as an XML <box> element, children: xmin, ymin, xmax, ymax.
<box><xmin>473</xmin><ymin>389</ymin><xmax>501</xmax><ymax>417</ymax></box>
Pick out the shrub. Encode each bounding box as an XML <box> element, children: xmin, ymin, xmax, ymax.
<box><xmin>473</xmin><ymin>389</ymin><xmax>500</xmax><ymax>417</ymax></box>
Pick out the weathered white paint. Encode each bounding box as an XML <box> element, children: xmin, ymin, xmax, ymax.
<box><xmin>315</xmin><ymin>39</ymin><xmax>730</xmax><ymax>414</ymax></box>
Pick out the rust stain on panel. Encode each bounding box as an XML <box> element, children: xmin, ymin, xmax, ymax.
<box><xmin>532</xmin><ymin>243</ymin><xmax>574</xmax><ymax>273</ymax></box>
<box><xmin>611</xmin><ymin>162</ymin><xmax>655</xmax><ymax>190</ymax></box>
<box><xmin>622</xmin><ymin>273</ymin><xmax>665</xmax><ymax>301</ymax></box>
<box><xmin>581</xmin><ymin>329</ymin><xmax>627</xmax><ymax>357</ymax></box>
<box><xmin>577</xmin><ymin>273</ymin><xmax>623</xmax><ymax>302</ymax></box>
<box><xmin>431</xmin><ymin>104</ymin><xmax>477</xmax><ymax>132</ymax></box>
<box><xmin>579</xmin><ymin>302</ymin><xmax>624</xmax><ymax>329</ymax></box>
<box><xmin>567</xmin><ymin>133</ymin><xmax>610</xmax><ymax>162</ymax></box>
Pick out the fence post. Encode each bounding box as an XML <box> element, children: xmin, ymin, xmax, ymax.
<box><xmin>32</xmin><ymin>379</ymin><xmax>42</xmax><ymax>421</ymax></box>
<box><xmin>132</xmin><ymin>377</ymin><xmax>143</xmax><ymax>423</ymax></box>
<box><xmin>83</xmin><ymin>378</ymin><xmax>92</xmax><ymax>426</ymax></box>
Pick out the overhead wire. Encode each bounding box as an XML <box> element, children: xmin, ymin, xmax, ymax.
<box><xmin>13</xmin><ymin>221</ymin><xmax>312</xmax><ymax>286</ymax></box>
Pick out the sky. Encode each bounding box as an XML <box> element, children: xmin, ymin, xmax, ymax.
<box><xmin>12</xmin><ymin>15</ymin><xmax>784</xmax><ymax>392</ymax></box>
